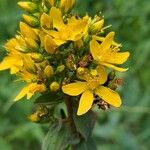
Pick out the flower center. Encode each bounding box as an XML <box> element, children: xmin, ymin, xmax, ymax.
<box><xmin>87</xmin><ymin>77</ymin><xmax>100</xmax><ymax>90</ymax></box>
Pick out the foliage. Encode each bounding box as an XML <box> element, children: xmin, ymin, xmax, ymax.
<box><xmin>0</xmin><ymin>0</ymin><xmax>150</xmax><ymax>150</ymax></box>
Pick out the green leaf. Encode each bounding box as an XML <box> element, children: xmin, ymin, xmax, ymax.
<box><xmin>74</xmin><ymin>111</ymin><xmax>96</xmax><ymax>140</ymax></box>
<box><xmin>0</xmin><ymin>137</ymin><xmax>12</xmax><ymax>150</ymax></box>
<box><xmin>42</xmin><ymin>121</ymin><xmax>70</xmax><ymax>150</ymax></box>
<box><xmin>75</xmin><ymin>137</ymin><xmax>97</xmax><ymax>150</ymax></box>
<box><xmin>34</xmin><ymin>92</ymin><xmax>63</xmax><ymax>105</ymax></box>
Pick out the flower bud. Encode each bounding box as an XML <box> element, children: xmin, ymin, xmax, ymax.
<box><xmin>56</xmin><ymin>65</ymin><xmax>65</xmax><ymax>73</ymax></box>
<box><xmin>25</xmin><ymin>38</ymin><xmax>39</xmax><ymax>50</ymax></box>
<box><xmin>23</xmin><ymin>14</ymin><xmax>40</xmax><ymax>27</ymax></box>
<box><xmin>77</xmin><ymin>67</ymin><xmax>85</xmax><ymax>75</ymax></box>
<box><xmin>60</xmin><ymin>0</ymin><xmax>75</xmax><ymax>12</ymax></box>
<box><xmin>18</xmin><ymin>2</ymin><xmax>38</xmax><ymax>13</ymax></box>
<box><xmin>44</xmin><ymin>65</ymin><xmax>54</xmax><ymax>78</ymax></box>
<box><xmin>15</xmin><ymin>46</ymin><xmax>29</xmax><ymax>53</ymax></box>
<box><xmin>50</xmin><ymin>82</ymin><xmax>60</xmax><ymax>92</ymax></box>
<box><xmin>30</xmin><ymin>53</ymin><xmax>44</xmax><ymax>62</ymax></box>
<box><xmin>20</xmin><ymin>22</ymin><xmax>39</xmax><ymax>42</ymax></box>
<box><xmin>92</xmin><ymin>19</ymin><xmax>104</xmax><ymax>32</ymax></box>
<box><xmin>74</xmin><ymin>39</ymin><xmax>83</xmax><ymax>49</ymax></box>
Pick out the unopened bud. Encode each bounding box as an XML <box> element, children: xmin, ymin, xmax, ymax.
<box><xmin>56</xmin><ymin>65</ymin><xmax>65</xmax><ymax>73</ymax></box>
<box><xmin>60</xmin><ymin>0</ymin><xmax>75</xmax><ymax>12</ymax></box>
<box><xmin>23</xmin><ymin>14</ymin><xmax>40</xmax><ymax>27</ymax></box>
<box><xmin>77</xmin><ymin>67</ymin><xmax>85</xmax><ymax>75</ymax></box>
<box><xmin>50</xmin><ymin>82</ymin><xmax>60</xmax><ymax>92</ymax></box>
<box><xmin>30</xmin><ymin>53</ymin><xmax>44</xmax><ymax>62</ymax></box>
<box><xmin>20</xmin><ymin>22</ymin><xmax>39</xmax><ymax>42</ymax></box>
<box><xmin>18</xmin><ymin>2</ymin><xmax>38</xmax><ymax>13</ymax></box>
<box><xmin>44</xmin><ymin>65</ymin><xmax>54</xmax><ymax>78</ymax></box>
<box><xmin>15</xmin><ymin>46</ymin><xmax>29</xmax><ymax>53</ymax></box>
<box><xmin>25</xmin><ymin>38</ymin><xmax>39</xmax><ymax>50</ymax></box>
<box><xmin>74</xmin><ymin>39</ymin><xmax>83</xmax><ymax>49</ymax></box>
<box><xmin>92</xmin><ymin>19</ymin><xmax>104</xmax><ymax>33</ymax></box>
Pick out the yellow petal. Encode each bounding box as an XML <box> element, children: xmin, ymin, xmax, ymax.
<box><xmin>90</xmin><ymin>39</ymin><xmax>101</xmax><ymax>60</ymax></box>
<box><xmin>104</xmin><ymin>51</ymin><xmax>130</xmax><ymax>64</ymax></box>
<box><xmin>101</xmin><ymin>62</ymin><xmax>128</xmax><ymax>72</ymax></box>
<box><xmin>95</xmin><ymin>86</ymin><xmax>121</xmax><ymax>107</ymax></box>
<box><xmin>10</xmin><ymin>66</ymin><xmax>20</xmax><ymax>74</ymax></box>
<box><xmin>20</xmin><ymin>22</ymin><xmax>38</xmax><ymax>41</ymax></box>
<box><xmin>40</xmin><ymin>13</ymin><xmax>52</xmax><ymax>29</ymax></box>
<box><xmin>101</xmin><ymin>32</ymin><xmax>114</xmax><ymax>50</ymax></box>
<box><xmin>50</xmin><ymin>7</ymin><xmax>65</xmax><ymax>30</ymax></box>
<box><xmin>62</xmin><ymin>82</ymin><xmax>87</xmax><ymax>96</ymax></box>
<box><xmin>77</xmin><ymin>90</ymin><xmax>94</xmax><ymax>115</ymax></box>
<box><xmin>96</xmin><ymin>65</ymin><xmax>108</xmax><ymax>84</ymax></box>
<box><xmin>14</xmin><ymin>86</ymin><xmax>29</xmax><ymax>101</ymax></box>
<box><xmin>44</xmin><ymin>35</ymin><xmax>57</xmax><ymax>54</ymax></box>
<box><xmin>0</xmin><ymin>56</ymin><xmax>23</xmax><ymax>73</ymax></box>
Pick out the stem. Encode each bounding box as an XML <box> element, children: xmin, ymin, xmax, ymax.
<box><xmin>65</xmin><ymin>96</ymin><xmax>77</xmax><ymax>135</ymax></box>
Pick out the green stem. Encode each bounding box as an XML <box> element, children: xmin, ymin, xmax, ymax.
<box><xmin>65</xmin><ymin>96</ymin><xmax>79</xmax><ymax>150</ymax></box>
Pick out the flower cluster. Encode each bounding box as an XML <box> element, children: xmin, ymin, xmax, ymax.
<box><xmin>0</xmin><ymin>0</ymin><xmax>129</xmax><ymax>116</ymax></box>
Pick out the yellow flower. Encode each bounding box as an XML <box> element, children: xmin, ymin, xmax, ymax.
<box><xmin>45</xmin><ymin>7</ymin><xmax>88</xmax><ymax>46</ymax></box>
<box><xmin>14</xmin><ymin>83</ymin><xmax>46</xmax><ymax>101</ymax></box>
<box><xmin>62</xmin><ymin>66</ymin><xmax>121</xmax><ymax>115</ymax></box>
<box><xmin>90</xmin><ymin>32</ymin><xmax>130</xmax><ymax>72</ymax></box>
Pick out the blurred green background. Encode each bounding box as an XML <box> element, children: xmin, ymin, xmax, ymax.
<box><xmin>0</xmin><ymin>0</ymin><xmax>150</xmax><ymax>149</ymax></box>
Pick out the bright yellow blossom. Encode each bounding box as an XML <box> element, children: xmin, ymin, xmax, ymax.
<box><xmin>62</xmin><ymin>66</ymin><xmax>121</xmax><ymax>115</ymax></box>
<box><xmin>14</xmin><ymin>83</ymin><xmax>46</xmax><ymax>101</ymax></box>
<box><xmin>45</xmin><ymin>7</ymin><xmax>88</xmax><ymax>46</ymax></box>
<box><xmin>90</xmin><ymin>32</ymin><xmax>130</xmax><ymax>72</ymax></box>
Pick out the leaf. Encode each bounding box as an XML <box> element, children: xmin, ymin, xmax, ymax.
<box><xmin>74</xmin><ymin>111</ymin><xmax>96</xmax><ymax>140</ymax></box>
<box><xmin>42</xmin><ymin>121</ymin><xmax>70</xmax><ymax>150</ymax></box>
<box><xmin>34</xmin><ymin>92</ymin><xmax>63</xmax><ymax>105</ymax></box>
<box><xmin>0</xmin><ymin>137</ymin><xmax>12</xmax><ymax>150</ymax></box>
<box><xmin>75</xmin><ymin>137</ymin><xmax>97</xmax><ymax>150</ymax></box>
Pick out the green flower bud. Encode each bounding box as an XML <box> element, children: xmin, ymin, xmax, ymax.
<box><xmin>23</xmin><ymin>14</ymin><xmax>40</xmax><ymax>27</ymax></box>
<box><xmin>56</xmin><ymin>65</ymin><xmax>65</xmax><ymax>73</ymax></box>
<box><xmin>30</xmin><ymin>53</ymin><xmax>44</xmax><ymax>62</ymax></box>
<box><xmin>18</xmin><ymin>2</ymin><xmax>39</xmax><ymax>13</ymax></box>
